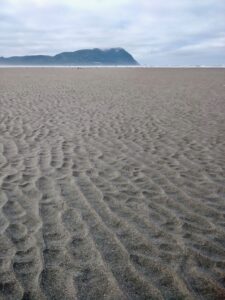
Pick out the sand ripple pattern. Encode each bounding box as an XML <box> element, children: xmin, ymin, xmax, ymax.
<box><xmin>0</xmin><ymin>68</ymin><xmax>225</xmax><ymax>299</ymax></box>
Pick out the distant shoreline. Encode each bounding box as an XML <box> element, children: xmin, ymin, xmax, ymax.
<box><xmin>0</xmin><ymin>65</ymin><xmax>224</xmax><ymax>68</ymax></box>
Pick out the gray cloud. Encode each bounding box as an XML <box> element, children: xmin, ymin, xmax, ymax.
<box><xmin>0</xmin><ymin>0</ymin><xmax>224</xmax><ymax>65</ymax></box>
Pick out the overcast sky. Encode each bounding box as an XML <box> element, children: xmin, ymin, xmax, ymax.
<box><xmin>1</xmin><ymin>0</ymin><xmax>225</xmax><ymax>65</ymax></box>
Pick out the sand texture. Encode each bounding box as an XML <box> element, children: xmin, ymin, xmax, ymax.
<box><xmin>0</xmin><ymin>68</ymin><xmax>225</xmax><ymax>299</ymax></box>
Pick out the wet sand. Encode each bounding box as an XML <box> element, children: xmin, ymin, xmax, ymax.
<box><xmin>0</xmin><ymin>68</ymin><xmax>225</xmax><ymax>299</ymax></box>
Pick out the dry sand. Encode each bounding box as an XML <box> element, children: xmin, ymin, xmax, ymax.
<box><xmin>0</xmin><ymin>68</ymin><xmax>225</xmax><ymax>300</ymax></box>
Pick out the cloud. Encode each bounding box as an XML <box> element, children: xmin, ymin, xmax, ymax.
<box><xmin>0</xmin><ymin>0</ymin><xmax>224</xmax><ymax>65</ymax></box>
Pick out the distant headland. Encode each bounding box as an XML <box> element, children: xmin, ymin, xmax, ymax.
<box><xmin>0</xmin><ymin>48</ymin><xmax>139</xmax><ymax>66</ymax></box>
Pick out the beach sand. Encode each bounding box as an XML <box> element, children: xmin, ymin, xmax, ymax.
<box><xmin>0</xmin><ymin>68</ymin><xmax>225</xmax><ymax>299</ymax></box>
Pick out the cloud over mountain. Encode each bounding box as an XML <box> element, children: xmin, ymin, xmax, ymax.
<box><xmin>1</xmin><ymin>0</ymin><xmax>225</xmax><ymax>65</ymax></box>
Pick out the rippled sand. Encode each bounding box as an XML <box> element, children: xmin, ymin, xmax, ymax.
<box><xmin>0</xmin><ymin>68</ymin><xmax>225</xmax><ymax>300</ymax></box>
